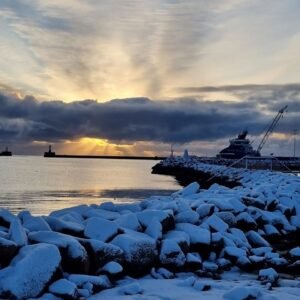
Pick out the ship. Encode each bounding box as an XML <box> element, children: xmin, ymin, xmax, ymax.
<box><xmin>217</xmin><ymin>130</ymin><xmax>259</xmax><ymax>159</ymax></box>
<box><xmin>0</xmin><ymin>147</ymin><xmax>12</xmax><ymax>156</ymax></box>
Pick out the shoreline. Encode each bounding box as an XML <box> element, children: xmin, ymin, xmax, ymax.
<box><xmin>1</xmin><ymin>159</ymin><xmax>300</xmax><ymax>298</ymax></box>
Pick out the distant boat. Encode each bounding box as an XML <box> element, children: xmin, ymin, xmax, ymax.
<box><xmin>0</xmin><ymin>147</ymin><xmax>12</xmax><ymax>156</ymax></box>
<box><xmin>44</xmin><ymin>145</ymin><xmax>56</xmax><ymax>157</ymax></box>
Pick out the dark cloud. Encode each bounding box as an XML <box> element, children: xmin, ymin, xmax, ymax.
<box><xmin>0</xmin><ymin>92</ymin><xmax>298</xmax><ymax>150</ymax></box>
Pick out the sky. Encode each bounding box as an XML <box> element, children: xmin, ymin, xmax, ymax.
<box><xmin>0</xmin><ymin>0</ymin><xmax>300</xmax><ymax>156</ymax></box>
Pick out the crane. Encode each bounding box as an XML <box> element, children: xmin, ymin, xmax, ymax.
<box><xmin>256</xmin><ymin>105</ymin><xmax>288</xmax><ymax>154</ymax></box>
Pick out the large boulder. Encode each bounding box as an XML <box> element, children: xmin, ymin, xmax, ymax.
<box><xmin>29</xmin><ymin>231</ymin><xmax>89</xmax><ymax>274</ymax></box>
<box><xmin>111</xmin><ymin>231</ymin><xmax>157</xmax><ymax>277</ymax></box>
<box><xmin>0</xmin><ymin>243</ymin><xmax>61</xmax><ymax>299</ymax></box>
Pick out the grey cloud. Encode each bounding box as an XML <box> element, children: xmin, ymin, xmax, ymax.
<box><xmin>0</xmin><ymin>92</ymin><xmax>297</xmax><ymax>148</ymax></box>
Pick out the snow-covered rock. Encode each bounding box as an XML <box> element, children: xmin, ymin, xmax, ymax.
<box><xmin>119</xmin><ymin>282</ymin><xmax>143</xmax><ymax>295</ymax></box>
<box><xmin>0</xmin><ymin>243</ymin><xmax>61</xmax><ymax>299</ymax></box>
<box><xmin>159</xmin><ymin>239</ymin><xmax>186</xmax><ymax>270</ymax></box>
<box><xmin>84</xmin><ymin>217</ymin><xmax>119</xmax><ymax>242</ymax></box>
<box><xmin>258</xmin><ymin>268</ymin><xmax>279</xmax><ymax>286</ymax></box>
<box><xmin>111</xmin><ymin>231</ymin><xmax>157</xmax><ymax>276</ymax></box>
<box><xmin>29</xmin><ymin>231</ymin><xmax>89</xmax><ymax>274</ymax></box>
<box><xmin>49</xmin><ymin>279</ymin><xmax>78</xmax><ymax>299</ymax></box>
<box><xmin>172</xmin><ymin>182</ymin><xmax>200</xmax><ymax>197</ymax></box>
<box><xmin>68</xmin><ymin>274</ymin><xmax>111</xmax><ymax>293</ymax></box>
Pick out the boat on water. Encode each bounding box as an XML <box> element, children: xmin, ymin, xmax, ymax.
<box><xmin>0</xmin><ymin>147</ymin><xmax>12</xmax><ymax>156</ymax></box>
<box><xmin>217</xmin><ymin>130</ymin><xmax>260</xmax><ymax>159</ymax></box>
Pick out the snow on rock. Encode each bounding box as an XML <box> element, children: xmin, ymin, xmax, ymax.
<box><xmin>137</xmin><ymin>209</ymin><xmax>174</xmax><ymax>232</ymax></box>
<box><xmin>84</xmin><ymin>217</ymin><xmax>120</xmax><ymax>242</ymax></box>
<box><xmin>77</xmin><ymin>238</ymin><xmax>124</xmax><ymax>272</ymax></box>
<box><xmin>29</xmin><ymin>231</ymin><xmax>89</xmax><ymax>274</ymax></box>
<box><xmin>176</xmin><ymin>223</ymin><xmax>211</xmax><ymax>253</ymax></box>
<box><xmin>196</xmin><ymin>204</ymin><xmax>215</xmax><ymax>219</ymax></box>
<box><xmin>119</xmin><ymin>282</ymin><xmax>143</xmax><ymax>295</ymax></box>
<box><xmin>8</xmin><ymin>219</ymin><xmax>27</xmax><ymax>247</ymax></box>
<box><xmin>163</xmin><ymin>230</ymin><xmax>190</xmax><ymax>253</ymax></box>
<box><xmin>145</xmin><ymin>219</ymin><xmax>162</xmax><ymax>240</ymax></box>
<box><xmin>0</xmin><ymin>237</ymin><xmax>18</xmax><ymax>267</ymax></box>
<box><xmin>45</xmin><ymin>216</ymin><xmax>84</xmax><ymax>237</ymax></box>
<box><xmin>111</xmin><ymin>231</ymin><xmax>157</xmax><ymax>276</ymax></box>
<box><xmin>0</xmin><ymin>243</ymin><xmax>61</xmax><ymax>299</ymax></box>
<box><xmin>68</xmin><ymin>274</ymin><xmax>111</xmax><ymax>293</ymax></box>
<box><xmin>98</xmin><ymin>261</ymin><xmax>123</xmax><ymax>276</ymax></box>
<box><xmin>0</xmin><ymin>209</ymin><xmax>17</xmax><ymax>227</ymax></box>
<box><xmin>18</xmin><ymin>210</ymin><xmax>52</xmax><ymax>232</ymax></box>
<box><xmin>175</xmin><ymin>210</ymin><xmax>199</xmax><ymax>224</ymax></box>
<box><xmin>246</xmin><ymin>230</ymin><xmax>270</xmax><ymax>247</ymax></box>
<box><xmin>115</xmin><ymin>213</ymin><xmax>142</xmax><ymax>231</ymax></box>
<box><xmin>289</xmin><ymin>247</ymin><xmax>300</xmax><ymax>259</ymax></box>
<box><xmin>159</xmin><ymin>239</ymin><xmax>186</xmax><ymax>270</ymax></box>
<box><xmin>172</xmin><ymin>182</ymin><xmax>200</xmax><ymax>197</ymax></box>
<box><xmin>223</xmin><ymin>286</ymin><xmax>262</xmax><ymax>300</ymax></box>
<box><xmin>205</xmin><ymin>214</ymin><xmax>229</xmax><ymax>232</ymax></box>
<box><xmin>48</xmin><ymin>279</ymin><xmax>78</xmax><ymax>299</ymax></box>
<box><xmin>258</xmin><ymin>268</ymin><xmax>279</xmax><ymax>286</ymax></box>
<box><xmin>186</xmin><ymin>252</ymin><xmax>202</xmax><ymax>270</ymax></box>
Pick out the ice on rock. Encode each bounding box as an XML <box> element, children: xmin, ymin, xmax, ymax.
<box><xmin>159</xmin><ymin>239</ymin><xmax>186</xmax><ymax>268</ymax></box>
<box><xmin>49</xmin><ymin>279</ymin><xmax>78</xmax><ymax>299</ymax></box>
<box><xmin>172</xmin><ymin>182</ymin><xmax>200</xmax><ymax>197</ymax></box>
<box><xmin>0</xmin><ymin>243</ymin><xmax>61</xmax><ymax>299</ymax></box>
<box><xmin>84</xmin><ymin>217</ymin><xmax>119</xmax><ymax>242</ymax></box>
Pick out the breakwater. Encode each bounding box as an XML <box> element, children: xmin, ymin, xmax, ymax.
<box><xmin>1</xmin><ymin>158</ymin><xmax>300</xmax><ymax>298</ymax></box>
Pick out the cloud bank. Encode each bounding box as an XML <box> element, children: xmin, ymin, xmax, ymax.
<box><xmin>0</xmin><ymin>89</ymin><xmax>298</xmax><ymax>149</ymax></box>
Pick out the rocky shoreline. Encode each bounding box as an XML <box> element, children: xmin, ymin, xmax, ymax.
<box><xmin>0</xmin><ymin>158</ymin><xmax>300</xmax><ymax>299</ymax></box>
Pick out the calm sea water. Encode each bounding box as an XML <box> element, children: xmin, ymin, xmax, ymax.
<box><xmin>0</xmin><ymin>156</ymin><xmax>180</xmax><ymax>215</ymax></box>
